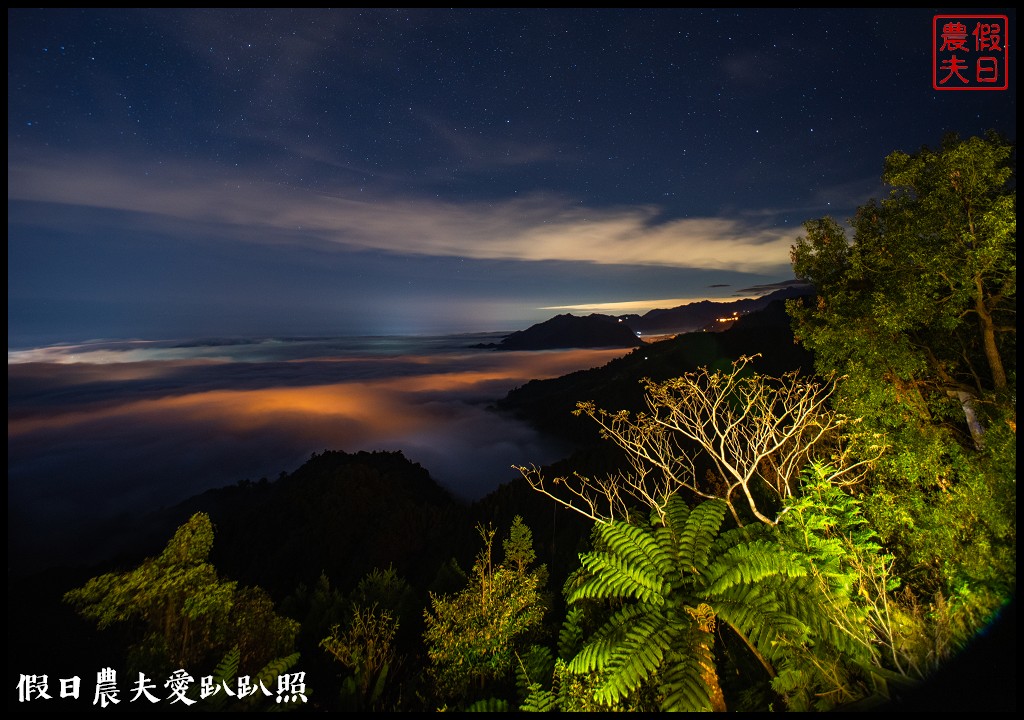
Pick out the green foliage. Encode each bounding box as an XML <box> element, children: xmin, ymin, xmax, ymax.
<box><xmin>769</xmin><ymin>463</ymin><xmax>903</xmax><ymax>708</ymax></box>
<box><xmin>321</xmin><ymin>605</ymin><xmax>399</xmax><ymax>711</ymax></box>
<box><xmin>302</xmin><ymin>565</ymin><xmax>416</xmax><ymax>712</ymax></box>
<box><xmin>188</xmin><ymin>645</ymin><xmax>240</xmax><ymax>712</ymax></box>
<box><xmin>188</xmin><ymin>645</ymin><xmax>305</xmax><ymax>711</ymax></box>
<box><xmin>791</xmin><ymin>132</ymin><xmax>1015</xmax><ymax>396</ymax></box>
<box><xmin>556</xmin><ymin>606</ymin><xmax>585</xmax><ymax>661</ymax></box>
<box><xmin>422</xmin><ymin>517</ymin><xmax>548</xmax><ymax>709</ymax></box>
<box><xmin>539</xmin><ymin>483</ymin><xmax>933</xmax><ymax>711</ymax></box>
<box><xmin>345</xmin><ymin>565</ymin><xmax>414</xmax><ymax>616</ymax></box>
<box><xmin>231</xmin><ymin>585</ymin><xmax>304</xmax><ymax>674</ymax></box>
<box><xmin>64</xmin><ymin>512</ymin><xmax>299</xmax><ymax>677</ymax></box>
<box><xmin>504</xmin><ymin>515</ymin><xmax>539</xmax><ymax>573</ymax></box>
<box><xmin>464</xmin><ymin>697</ymin><xmax>511</xmax><ymax>712</ymax></box>
<box><xmin>514</xmin><ymin>644</ymin><xmax>555</xmax><ymax>704</ymax></box>
<box><xmin>779</xmin><ymin>462</ymin><xmax>888</xmax><ymax>596</ymax></box>
<box><xmin>558</xmin><ymin>495</ymin><xmax>886</xmax><ymax>711</ymax></box>
<box><xmin>787</xmin><ymin>132</ymin><xmax>1016</xmax><ymax>620</ymax></box>
<box><xmin>519</xmin><ymin>684</ymin><xmax>558</xmax><ymax>712</ymax></box>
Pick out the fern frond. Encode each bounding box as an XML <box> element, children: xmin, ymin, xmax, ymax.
<box><xmin>199</xmin><ymin>645</ymin><xmax>241</xmax><ymax>711</ymax></box>
<box><xmin>213</xmin><ymin>645</ymin><xmax>241</xmax><ymax>684</ymax></box>
<box><xmin>558</xmin><ymin>607</ymin><xmax>585</xmax><ymax>660</ymax></box>
<box><xmin>516</xmin><ymin>645</ymin><xmax>554</xmax><ymax>702</ymax></box>
<box><xmin>594</xmin><ymin>520</ymin><xmax>672</xmax><ymax>575</ymax></box>
<box><xmin>772</xmin><ymin>577</ymin><xmax>875</xmax><ymax>662</ymax></box>
<box><xmin>245</xmin><ymin>652</ymin><xmax>300</xmax><ymax>705</ymax></box>
<box><xmin>572</xmin><ymin>551</ymin><xmax>668</xmax><ymax>604</ymax></box>
<box><xmin>714</xmin><ymin>583</ymin><xmax>808</xmax><ymax>653</ymax></box>
<box><xmin>519</xmin><ymin>684</ymin><xmax>558</xmax><ymax>712</ymax></box>
<box><xmin>466</xmin><ymin>697</ymin><xmax>510</xmax><ymax>712</ymax></box>
<box><xmin>702</xmin><ymin>540</ymin><xmax>809</xmax><ymax>595</ymax></box>
<box><xmin>678</xmin><ymin>499</ymin><xmax>728</xmax><ymax>574</ymax></box>
<box><xmin>590</xmin><ymin>611</ymin><xmax>679</xmax><ymax>705</ymax></box>
<box><xmin>660</xmin><ymin>494</ymin><xmax>692</xmax><ymax>534</ymax></box>
<box><xmin>651</xmin><ymin>525</ymin><xmax>685</xmax><ymax>587</ymax></box>
<box><xmin>568</xmin><ymin>604</ymin><xmax>655</xmax><ymax>673</ymax></box>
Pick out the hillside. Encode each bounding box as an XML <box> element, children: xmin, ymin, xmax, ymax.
<box><xmin>495</xmin><ymin>298</ymin><xmax>815</xmax><ymax>443</ymax></box>
<box><xmin>621</xmin><ymin>283</ymin><xmax>813</xmax><ymax>336</ymax></box>
<box><xmin>475</xmin><ymin>312</ymin><xmax>644</xmax><ymax>350</ymax></box>
<box><xmin>471</xmin><ymin>284</ymin><xmax>814</xmax><ymax>351</ymax></box>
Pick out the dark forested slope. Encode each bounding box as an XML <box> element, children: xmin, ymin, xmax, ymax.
<box><xmin>495</xmin><ymin>298</ymin><xmax>815</xmax><ymax>444</ymax></box>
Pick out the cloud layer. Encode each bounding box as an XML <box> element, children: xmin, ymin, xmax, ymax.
<box><xmin>8</xmin><ymin>339</ymin><xmax>631</xmax><ymax>571</ymax></box>
<box><xmin>10</xmin><ymin>153</ymin><xmax>796</xmax><ymax>273</ymax></box>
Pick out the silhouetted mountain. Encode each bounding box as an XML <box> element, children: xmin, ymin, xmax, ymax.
<box><xmin>146</xmin><ymin>450</ymin><xmax>474</xmax><ymax>597</ymax></box>
<box><xmin>495</xmin><ymin>299</ymin><xmax>815</xmax><ymax>444</ymax></box>
<box><xmin>621</xmin><ymin>284</ymin><xmax>814</xmax><ymax>336</ymax></box>
<box><xmin>476</xmin><ymin>313</ymin><xmax>644</xmax><ymax>350</ymax></box>
<box><xmin>469</xmin><ymin>285</ymin><xmax>813</xmax><ymax>350</ymax></box>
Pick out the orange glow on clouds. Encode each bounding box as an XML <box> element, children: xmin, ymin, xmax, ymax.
<box><xmin>9</xmin><ymin>348</ymin><xmax>628</xmax><ymax>448</ymax></box>
<box><xmin>8</xmin><ymin>340</ymin><xmax>633</xmax><ymax>575</ymax></box>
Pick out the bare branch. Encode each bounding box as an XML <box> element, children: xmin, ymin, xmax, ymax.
<box><xmin>519</xmin><ymin>355</ymin><xmax>883</xmax><ymax>526</ymax></box>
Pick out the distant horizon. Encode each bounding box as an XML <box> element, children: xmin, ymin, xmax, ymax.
<box><xmin>8</xmin><ymin>282</ymin><xmax>807</xmax><ymax>353</ymax></box>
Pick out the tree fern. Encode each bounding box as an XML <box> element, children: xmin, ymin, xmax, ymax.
<box><xmin>658</xmin><ymin>627</ymin><xmax>720</xmax><ymax>711</ymax></box>
<box><xmin>561</xmin><ymin>495</ymin><xmax>878</xmax><ymax>711</ymax></box>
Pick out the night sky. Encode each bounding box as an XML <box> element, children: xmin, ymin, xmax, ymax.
<box><xmin>9</xmin><ymin>8</ymin><xmax>1016</xmax><ymax>347</ymax></box>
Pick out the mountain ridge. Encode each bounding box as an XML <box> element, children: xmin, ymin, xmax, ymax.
<box><xmin>474</xmin><ymin>284</ymin><xmax>813</xmax><ymax>350</ymax></box>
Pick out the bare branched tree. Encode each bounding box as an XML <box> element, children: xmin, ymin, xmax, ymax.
<box><xmin>516</xmin><ymin>355</ymin><xmax>884</xmax><ymax>526</ymax></box>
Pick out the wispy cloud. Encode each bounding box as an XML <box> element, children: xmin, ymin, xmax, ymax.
<box><xmin>540</xmin><ymin>295</ymin><xmax>760</xmax><ymax>314</ymax></box>
<box><xmin>422</xmin><ymin>112</ymin><xmax>563</xmax><ymax>168</ymax></box>
<box><xmin>10</xmin><ymin>152</ymin><xmax>797</xmax><ymax>273</ymax></box>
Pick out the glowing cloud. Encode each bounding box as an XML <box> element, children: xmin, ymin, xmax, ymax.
<box><xmin>10</xmin><ymin>153</ymin><xmax>795</xmax><ymax>273</ymax></box>
<box><xmin>540</xmin><ymin>295</ymin><xmax>764</xmax><ymax>314</ymax></box>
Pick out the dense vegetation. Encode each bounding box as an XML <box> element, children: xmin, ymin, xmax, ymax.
<box><xmin>12</xmin><ymin>134</ymin><xmax>1014</xmax><ymax>712</ymax></box>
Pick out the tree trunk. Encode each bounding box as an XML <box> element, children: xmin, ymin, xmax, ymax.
<box><xmin>948</xmin><ymin>390</ymin><xmax>986</xmax><ymax>450</ymax></box>
<box><xmin>698</xmin><ymin>631</ymin><xmax>728</xmax><ymax>712</ymax></box>
<box><xmin>976</xmin><ymin>276</ymin><xmax>1007</xmax><ymax>389</ymax></box>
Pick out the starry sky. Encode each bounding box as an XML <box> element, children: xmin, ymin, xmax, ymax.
<box><xmin>7</xmin><ymin>8</ymin><xmax>1017</xmax><ymax>347</ymax></box>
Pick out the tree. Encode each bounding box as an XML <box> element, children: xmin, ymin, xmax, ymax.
<box><xmin>321</xmin><ymin>605</ymin><xmax>400</xmax><ymax>711</ymax></box>
<box><xmin>64</xmin><ymin>512</ymin><xmax>299</xmax><ymax>677</ymax></box>
<box><xmin>517</xmin><ymin>355</ymin><xmax>881</xmax><ymax>528</ymax></box>
<box><xmin>786</xmin><ymin>132</ymin><xmax>1015</xmax><ymax>622</ymax></box>
<box><xmin>873</xmin><ymin>132</ymin><xmax>1015</xmax><ymax>392</ymax></box>
<box><xmin>421</xmin><ymin>517</ymin><xmax>547</xmax><ymax>708</ymax></box>
<box><xmin>511</xmin><ymin>355</ymin><xmax>920</xmax><ymax>709</ymax></box>
<box><xmin>790</xmin><ymin>132</ymin><xmax>1015</xmax><ymax>445</ymax></box>
<box><xmin>319</xmin><ymin>566</ymin><xmax>414</xmax><ymax>711</ymax></box>
<box><xmin>510</xmin><ymin>351</ymin><xmax>948</xmax><ymax>708</ymax></box>
<box><xmin>548</xmin><ymin>494</ymin><xmax>888</xmax><ymax>711</ymax></box>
